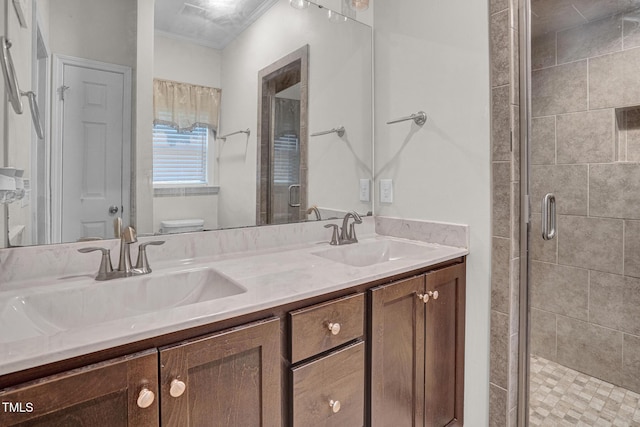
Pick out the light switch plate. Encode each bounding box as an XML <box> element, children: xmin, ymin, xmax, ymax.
<box><xmin>380</xmin><ymin>179</ymin><xmax>393</xmax><ymax>203</ymax></box>
<box><xmin>359</xmin><ymin>179</ymin><xmax>370</xmax><ymax>202</ymax></box>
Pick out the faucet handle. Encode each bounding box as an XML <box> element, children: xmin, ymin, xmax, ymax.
<box><xmin>135</xmin><ymin>241</ymin><xmax>165</xmax><ymax>273</ymax></box>
<box><xmin>78</xmin><ymin>247</ymin><xmax>113</xmax><ymax>280</ymax></box>
<box><xmin>324</xmin><ymin>224</ymin><xmax>339</xmax><ymax>245</ymax></box>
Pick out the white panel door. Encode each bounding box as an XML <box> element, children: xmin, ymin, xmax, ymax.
<box><xmin>61</xmin><ymin>64</ymin><xmax>125</xmax><ymax>242</ymax></box>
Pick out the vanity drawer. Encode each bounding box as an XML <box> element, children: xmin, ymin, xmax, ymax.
<box><xmin>289</xmin><ymin>292</ymin><xmax>364</xmax><ymax>363</ymax></box>
<box><xmin>291</xmin><ymin>340</ymin><xmax>365</xmax><ymax>427</ymax></box>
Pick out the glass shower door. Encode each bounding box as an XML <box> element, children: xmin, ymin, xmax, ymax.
<box><xmin>527</xmin><ymin>1</ymin><xmax>640</xmax><ymax>424</ymax></box>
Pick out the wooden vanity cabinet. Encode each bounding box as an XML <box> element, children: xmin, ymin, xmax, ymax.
<box><xmin>0</xmin><ymin>349</ymin><xmax>159</xmax><ymax>427</ymax></box>
<box><xmin>0</xmin><ymin>258</ymin><xmax>466</xmax><ymax>427</ymax></box>
<box><xmin>370</xmin><ymin>262</ymin><xmax>466</xmax><ymax>427</ymax></box>
<box><xmin>159</xmin><ymin>317</ymin><xmax>281</xmax><ymax>427</ymax></box>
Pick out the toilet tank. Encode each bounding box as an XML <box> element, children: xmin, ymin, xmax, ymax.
<box><xmin>159</xmin><ymin>219</ymin><xmax>204</xmax><ymax>234</ymax></box>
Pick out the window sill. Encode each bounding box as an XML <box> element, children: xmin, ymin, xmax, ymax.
<box><xmin>153</xmin><ymin>186</ymin><xmax>220</xmax><ymax>197</ymax></box>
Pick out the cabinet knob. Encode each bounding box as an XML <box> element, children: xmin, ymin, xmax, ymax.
<box><xmin>327</xmin><ymin>322</ymin><xmax>341</xmax><ymax>335</ymax></box>
<box><xmin>329</xmin><ymin>399</ymin><xmax>341</xmax><ymax>413</ymax></box>
<box><xmin>428</xmin><ymin>290</ymin><xmax>439</xmax><ymax>300</ymax></box>
<box><xmin>136</xmin><ymin>387</ymin><xmax>155</xmax><ymax>409</ymax></box>
<box><xmin>170</xmin><ymin>379</ymin><xmax>186</xmax><ymax>398</ymax></box>
<box><xmin>417</xmin><ymin>293</ymin><xmax>429</xmax><ymax>303</ymax></box>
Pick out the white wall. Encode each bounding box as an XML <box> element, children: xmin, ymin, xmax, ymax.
<box><xmin>152</xmin><ymin>34</ymin><xmax>223</xmax><ymax>232</ymax></box>
<box><xmin>374</xmin><ymin>1</ymin><xmax>492</xmax><ymax>424</ymax></box>
<box><xmin>48</xmin><ymin>0</ymin><xmax>136</xmax><ymax>68</ymax></box>
<box><xmin>219</xmin><ymin>0</ymin><xmax>372</xmax><ymax>228</ymax></box>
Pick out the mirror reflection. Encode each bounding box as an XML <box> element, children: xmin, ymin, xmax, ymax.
<box><xmin>0</xmin><ymin>0</ymin><xmax>372</xmax><ymax>248</ymax></box>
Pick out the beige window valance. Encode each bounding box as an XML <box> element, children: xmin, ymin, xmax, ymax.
<box><xmin>153</xmin><ymin>79</ymin><xmax>221</xmax><ymax>132</ymax></box>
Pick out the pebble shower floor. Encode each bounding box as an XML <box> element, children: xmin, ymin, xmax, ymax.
<box><xmin>529</xmin><ymin>355</ymin><xmax>640</xmax><ymax>426</ymax></box>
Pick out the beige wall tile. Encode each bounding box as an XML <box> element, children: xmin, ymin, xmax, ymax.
<box><xmin>621</xmin><ymin>108</ymin><xmax>640</xmax><ymax>162</ymax></box>
<box><xmin>557</xmin><ymin>14</ymin><xmax>622</xmax><ymax>64</ymax></box>
<box><xmin>590</xmin><ymin>163</ymin><xmax>640</xmax><ymax>220</ymax></box>
<box><xmin>489</xmin><ymin>384</ymin><xmax>508</xmax><ymax>427</ymax></box>
<box><xmin>493</xmin><ymin>162</ymin><xmax>511</xmax><ymax>238</ymax></box>
<box><xmin>531</xmin><ymin>308</ymin><xmax>557</xmax><ymax>361</ymax></box>
<box><xmin>491</xmin><ymin>310</ymin><xmax>510</xmax><ymax>389</ymax></box>
<box><xmin>590</xmin><ymin>271</ymin><xmax>640</xmax><ymax>336</ymax></box>
<box><xmin>492</xmin><ymin>85</ymin><xmax>511</xmax><ymax>161</ymax></box>
<box><xmin>558</xmin><ymin>215</ymin><xmax>624</xmax><ymax>274</ymax></box>
<box><xmin>623</xmin><ymin>8</ymin><xmax>640</xmax><ymax>50</ymax></box>
<box><xmin>531</xmin><ymin>164</ymin><xmax>588</xmax><ymax>215</ymax></box>
<box><xmin>532</xmin><ymin>32</ymin><xmax>556</xmax><ymax>70</ymax></box>
<box><xmin>491</xmin><ymin>10</ymin><xmax>511</xmax><ymax>87</ymax></box>
<box><xmin>557</xmin><ymin>316</ymin><xmax>623</xmax><ymax>385</ymax></box>
<box><xmin>532</xmin><ymin>61</ymin><xmax>588</xmax><ymax>117</ymax></box>
<box><xmin>492</xmin><ymin>237</ymin><xmax>511</xmax><ymax>314</ymax></box>
<box><xmin>624</xmin><ymin>220</ymin><xmax>640</xmax><ymax>278</ymax></box>
<box><xmin>531</xmin><ymin>213</ymin><xmax>558</xmax><ymax>263</ymax></box>
<box><xmin>590</xmin><ymin>47</ymin><xmax>640</xmax><ymax>109</ymax></box>
<box><xmin>531</xmin><ymin>116</ymin><xmax>556</xmax><ymax>165</ymax></box>
<box><xmin>490</xmin><ymin>0</ymin><xmax>508</xmax><ymax>14</ymax></box>
<box><xmin>623</xmin><ymin>334</ymin><xmax>640</xmax><ymax>394</ymax></box>
<box><xmin>556</xmin><ymin>110</ymin><xmax>615</xmax><ymax>164</ymax></box>
<box><xmin>531</xmin><ymin>261</ymin><xmax>589</xmax><ymax>320</ymax></box>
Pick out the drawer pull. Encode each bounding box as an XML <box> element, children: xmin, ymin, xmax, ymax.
<box><xmin>327</xmin><ymin>322</ymin><xmax>341</xmax><ymax>335</ymax></box>
<box><xmin>428</xmin><ymin>290</ymin><xmax>439</xmax><ymax>300</ymax></box>
<box><xmin>136</xmin><ymin>387</ymin><xmax>155</xmax><ymax>409</ymax></box>
<box><xmin>170</xmin><ymin>379</ymin><xmax>186</xmax><ymax>398</ymax></box>
<box><xmin>329</xmin><ymin>399</ymin><xmax>341</xmax><ymax>413</ymax></box>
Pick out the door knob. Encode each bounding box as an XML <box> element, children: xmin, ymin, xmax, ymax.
<box><xmin>329</xmin><ymin>399</ymin><xmax>341</xmax><ymax>413</ymax></box>
<box><xmin>108</xmin><ymin>205</ymin><xmax>119</xmax><ymax>215</ymax></box>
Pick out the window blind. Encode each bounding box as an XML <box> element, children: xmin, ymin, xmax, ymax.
<box><xmin>153</xmin><ymin>124</ymin><xmax>209</xmax><ymax>184</ymax></box>
<box><xmin>273</xmin><ymin>133</ymin><xmax>300</xmax><ymax>185</ymax></box>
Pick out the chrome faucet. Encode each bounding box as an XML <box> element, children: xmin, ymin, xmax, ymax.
<box><xmin>306</xmin><ymin>205</ymin><xmax>322</xmax><ymax>221</ymax></box>
<box><xmin>78</xmin><ymin>225</ymin><xmax>165</xmax><ymax>281</ymax></box>
<box><xmin>324</xmin><ymin>211</ymin><xmax>362</xmax><ymax>245</ymax></box>
<box><xmin>341</xmin><ymin>211</ymin><xmax>362</xmax><ymax>244</ymax></box>
<box><xmin>117</xmin><ymin>226</ymin><xmax>137</xmax><ymax>276</ymax></box>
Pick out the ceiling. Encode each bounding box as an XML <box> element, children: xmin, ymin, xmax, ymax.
<box><xmin>154</xmin><ymin>0</ymin><xmax>280</xmax><ymax>49</ymax></box>
<box><xmin>532</xmin><ymin>0</ymin><xmax>640</xmax><ymax>36</ymax></box>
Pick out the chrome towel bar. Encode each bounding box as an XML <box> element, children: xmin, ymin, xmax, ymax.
<box><xmin>311</xmin><ymin>126</ymin><xmax>345</xmax><ymax>137</ymax></box>
<box><xmin>219</xmin><ymin>128</ymin><xmax>250</xmax><ymax>141</ymax></box>
<box><xmin>387</xmin><ymin>111</ymin><xmax>427</xmax><ymax>126</ymax></box>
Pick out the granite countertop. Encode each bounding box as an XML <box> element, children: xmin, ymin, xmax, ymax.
<box><xmin>0</xmin><ymin>233</ymin><xmax>467</xmax><ymax>376</ymax></box>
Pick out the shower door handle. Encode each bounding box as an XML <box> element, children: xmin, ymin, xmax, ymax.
<box><xmin>288</xmin><ymin>184</ymin><xmax>301</xmax><ymax>207</ymax></box>
<box><xmin>541</xmin><ymin>193</ymin><xmax>556</xmax><ymax>241</ymax></box>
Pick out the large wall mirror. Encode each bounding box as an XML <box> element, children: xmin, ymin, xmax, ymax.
<box><xmin>0</xmin><ymin>0</ymin><xmax>372</xmax><ymax>248</ymax></box>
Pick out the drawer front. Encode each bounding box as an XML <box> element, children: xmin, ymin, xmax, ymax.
<box><xmin>290</xmin><ymin>293</ymin><xmax>364</xmax><ymax>363</ymax></box>
<box><xmin>292</xmin><ymin>341</ymin><xmax>365</xmax><ymax>427</ymax></box>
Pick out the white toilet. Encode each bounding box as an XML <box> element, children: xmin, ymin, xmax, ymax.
<box><xmin>159</xmin><ymin>219</ymin><xmax>205</xmax><ymax>234</ymax></box>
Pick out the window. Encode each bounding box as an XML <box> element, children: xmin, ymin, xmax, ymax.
<box><xmin>273</xmin><ymin>132</ymin><xmax>300</xmax><ymax>185</ymax></box>
<box><xmin>152</xmin><ymin>124</ymin><xmax>210</xmax><ymax>185</ymax></box>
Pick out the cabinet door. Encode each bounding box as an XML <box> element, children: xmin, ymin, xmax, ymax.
<box><xmin>0</xmin><ymin>349</ymin><xmax>159</xmax><ymax>427</ymax></box>
<box><xmin>424</xmin><ymin>263</ymin><xmax>466</xmax><ymax>427</ymax></box>
<box><xmin>160</xmin><ymin>318</ymin><xmax>281</xmax><ymax>427</ymax></box>
<box><xmin>370</xmin><ymin>275</ymin><xmax>425</xmax><ymax>427</ymax></box>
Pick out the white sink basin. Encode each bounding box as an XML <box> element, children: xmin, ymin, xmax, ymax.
<box><xmin>2</xmin><ymin>267</ymin><xmax>246</xmax><ymax>336</ymax></box>
<box><xmin>312</xmin><ymin>239</ymin><xmax>438</xmax><ymax>267</ymax></box>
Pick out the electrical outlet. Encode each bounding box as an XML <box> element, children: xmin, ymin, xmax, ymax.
<box><xmin>380</xmin><ymin>179</ymin><xmax>393</xmax><ymax>203</ymax></box>
<box><xmin>359</xmin><ymin>179</ymin><xmax>370</xmax><ymax>202</ymax></box>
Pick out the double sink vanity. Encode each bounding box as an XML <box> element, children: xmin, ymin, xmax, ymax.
<box><xmin>0</xmin><ymin>217</ymin><xmax>468</xmax><ymax>426</ymax></box>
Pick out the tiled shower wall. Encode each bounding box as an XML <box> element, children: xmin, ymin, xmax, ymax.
<box><xmin>489</xmin><ymin>0</ymin><xmax>521</xmax><ymax>425</ymax></box>
<box><xmin>529</xmin><ymin>10</ymin><xmax>640</xmax><ymax>395</ymax></box>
